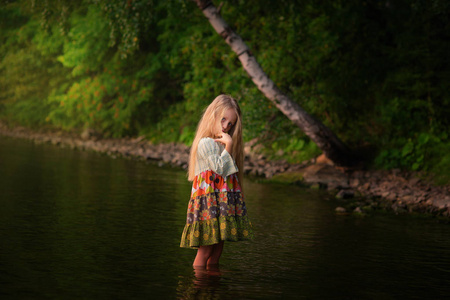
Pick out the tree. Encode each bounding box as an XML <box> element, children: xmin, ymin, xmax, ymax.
<box><xmin>194</xmin><ymin>0</ymin><xmax>355</xmax><ymax>167</ymax></box>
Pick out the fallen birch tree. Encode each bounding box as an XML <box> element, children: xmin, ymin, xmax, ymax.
<box><xmin>194</xmin><ymin>0</ymin><xmax>355</xmax><ymax>167</ymax></box>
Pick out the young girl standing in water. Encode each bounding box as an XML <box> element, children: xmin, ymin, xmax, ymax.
<box><xmin>180</xmin><ymin>94</ymin><xmax>253</xmax><ymax>267</ymax></box>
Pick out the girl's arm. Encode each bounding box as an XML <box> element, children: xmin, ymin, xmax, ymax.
<box><xmin>197</xmin><ymin>137</ymin><xmax>238</xmax><ymax>177</ymax></box>
<box><xmin>214</xmin><ymin>133</ymin><xmax>233</xmax><ymax>155</ymax></box>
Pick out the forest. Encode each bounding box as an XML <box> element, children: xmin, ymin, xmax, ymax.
<box><xmin>0</xmin><ymin>0</ymin><xmax>449</xmax><ymax>183</ymax></box>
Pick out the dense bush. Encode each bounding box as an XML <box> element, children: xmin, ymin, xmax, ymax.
<box><xmin>0</xmin><ymin>0</ymin><xmax>448</xmax><ymax>183</ymax></box>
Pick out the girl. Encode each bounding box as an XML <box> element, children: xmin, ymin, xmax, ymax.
<box><xmin>180</xmin><ymin>94</ymin><xmax>253</xmax><ymax>267</ymax></box>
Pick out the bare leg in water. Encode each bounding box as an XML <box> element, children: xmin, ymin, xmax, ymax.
<box><xmin>207</xmin><ymin>241</ymin><xmax>224</xmax><ymax>266</ymax></box>
<box><xmin>193</xmin><ymin>241</ymin><xmax>224</xmax><ymax>267</ymax></box>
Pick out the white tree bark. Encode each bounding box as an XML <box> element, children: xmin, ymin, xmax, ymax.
<box><xmin>195</xmin><ymin>0</ymin><xmax>354</xmax><ymax>166</ymax></box>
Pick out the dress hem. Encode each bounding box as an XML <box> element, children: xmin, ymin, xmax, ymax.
<box><xmin>180</xmin><ymin>215</ymin><xmax>253</xmax><ymax>249</ymax></box>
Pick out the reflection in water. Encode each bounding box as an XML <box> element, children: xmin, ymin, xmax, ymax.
<box><xmin>177</xmin><ymin>266</ymin><xmax>222</xmax><ymax>299</ymax></box>
<box><xmin>193</xmin><ymin>266</ymin><xmax>222</xmax><ymax>288</ymax></box>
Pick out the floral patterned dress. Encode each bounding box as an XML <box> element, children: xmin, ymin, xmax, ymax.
<box><xmin>180</xmin><ymin>138</ymin><xmax>253</xmax><ymax>249</ymax></box>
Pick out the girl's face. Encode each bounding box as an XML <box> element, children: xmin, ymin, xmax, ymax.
<box><xmin>215</xmin><ymin>108</ymin><xmax>237</xmax><ymax>136</ymax></box>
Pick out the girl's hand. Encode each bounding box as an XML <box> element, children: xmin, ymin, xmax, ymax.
<box><xmin>215</xmin><ymin>133</ymin><xmax>233</xmax><ymax>154</ymax></box>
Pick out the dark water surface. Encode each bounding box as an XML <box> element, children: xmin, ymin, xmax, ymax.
<box><xmin>1</xmin><ymin>136</ymin><xmax>449</xmax><ymax>299</ymax></box>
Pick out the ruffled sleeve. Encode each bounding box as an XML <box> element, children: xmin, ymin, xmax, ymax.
<box><xmin>196</xmin><ymin>137</ymin><xmax>238</xmax><ymax>177</ymax></box>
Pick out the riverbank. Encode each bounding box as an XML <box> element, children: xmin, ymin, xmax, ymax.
<box><xmin>1</xmin><ymin>121</ymin><xmax>448</xmax><ymax>218</ymax></box>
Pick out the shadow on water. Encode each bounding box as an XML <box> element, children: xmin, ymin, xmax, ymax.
<box><xmin>1</xmin><ymin>136</ymin><xmax>450</xmax><ymax>299</ymax></box>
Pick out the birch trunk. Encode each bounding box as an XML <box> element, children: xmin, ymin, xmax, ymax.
<box><xmin>194</xmin><ymin>0</ymin><xmax>354</xmax><ymax>166</ymax></box>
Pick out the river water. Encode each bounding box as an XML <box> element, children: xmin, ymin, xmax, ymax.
<box><xmin>0</xmin><ymin>136</ymin><xmax>449</xmax><ymax>299</ymax></box>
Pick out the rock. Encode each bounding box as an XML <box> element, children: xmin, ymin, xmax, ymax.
<box><xmin>335</xmin><ymin>207</ymin><xmax>346</xmax><ymax>213</ymax></box>
<box><xmin>252</xmin><ymin>144</ymin><xmax>263</xmax><ymax>154</ymax></box>
<box><xmin>430</xmin><ymin>197</ymin><xmax>448</xmax><ymax>209</ymax></box>
<box><xmin>264</xmin><ymin>170</ymin><xmax>274</xmax><ymax>178</ymax></box>
<box><xmin>51</xmin><ymin>138</ymin><xmax>61</xmax><ymax>145</ymax></box>
<box><xmin>327</xmin><ymin>182</ymin><xmax>341</xmax><ymax>191</ymax></box>
<box><xmin>350</xmin><ymin>178</ymin><xmax>360</xmax><ymax>188</ymax></box>
<box><xmin>162</xmin><ymin>153</ymin><xmax>172</xmax><ymax>163</ymax></box>
<box><xmin>386</xmin><ymin>193</ymin><xmax>397</xmax><ymax>201</ymax></box>
<box><xmin>243</xmin><ymin>165</ymin><xmax>252</xmax><ymax>174</ymax></box>
<box><xmin>401</xmin><ymin>195</ymin><xmax>414</xmax><ymax>203</ymax></box>
<box><xmin>256</xmin><ymin>154</ymin><xmax>266</xmax><ymax>161</ymax></box>
<box><xmin>381</xmin><ymin>191</ymin><xmax>390</xmax><ymax>198</ymax></box>
<box><xmin>81</xmin><ymin>128</ymin><xmax>102</xmax><ymax>140</ymax></box>
<box><xmin>132</xmin><ymin>135</ymin><xmax>146</xmax><ymax>143</ymax></box>
<box><xmin>354</xmin><ymin>207</ymin><xmax>362</xmax><ymax>213</ymax></box>
<box><xmin>401</xmin><ymin>188</ymin><xmax>413</xmax><ymax>196</ymax></box>
<box><xmin>409</xmin><ymin>177</ymin><xmax>422</xmax><ymax>186</ymax></box>
<box><xmin>256</xmin><ymin>159</ymin><xmax>266</xmax><ymax>167</ymax></box>
<box><xmin>302</xmin><ymin>164</ymin><xmax>348</xmax><ymax>189</ymax></box>
<box><xmin>245</xmin><ymin>138</ymin><xmax>258</xmax><ymax>148</ymax></box>
<box><xmin>362</xmin><ymin>182</ymin><xmax>371</xmax><ymax>190</ymax></box>
<box><xmin>316</xmin><ymin>153</ymin><xmax>334</xmax><ymax>165</ymax></box>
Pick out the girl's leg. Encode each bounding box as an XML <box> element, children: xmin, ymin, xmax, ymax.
<box><xmin>207</xmin><ymin>241</ymin><xmax>224</xmax><ymax>266</ymax></box>
<box><xmin>193</xmin><ymin>245</ymin><xmax>214</xmax><ymax>267</ymax></box>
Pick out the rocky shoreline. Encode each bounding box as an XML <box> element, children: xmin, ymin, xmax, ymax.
<box><xmin>1</xmin><ymin>122</ymin><xmax>449</xmax><ymax>218</ymax></box>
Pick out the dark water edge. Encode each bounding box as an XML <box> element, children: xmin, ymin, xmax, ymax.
<box><xmin>1</xmin><ymin>135</ymin><xmax>449</xmax><ymax>299</ymax></box>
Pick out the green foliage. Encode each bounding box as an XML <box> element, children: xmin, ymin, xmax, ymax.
<box><xmin>270</xmin><ymin>136</ymin><xmax>320</xmax><ymax>164</ymax></box>
<box><xmin>47</xmin><ymin>70</ymin><xmax>148</xmax><ymax>137</ymax></box>
<box><xmin>375</xmin><ymin>131</ymin><xmax>450</xmax><ymax>185</ymax></box>
<box><xmin>0</xmin><ymin>3</ymin><xmax>69</xmax><ymax>126</ymax></box>
<box><xmin>90</xmin><ymin>0</ymin><xmax>158</xmax><ymax>58</ymax></box>
<box><xmin>57</xmin><ymin>6</ymin><xmax>111</xmax><ymax>76</ymax></box>
<box><xmin>429</xmin><ymin>146</ymin><xmax>450</xmax><ymax>185</ymax></box>
<box><xmin>375</xmin><ymin>132</ymin><xmax>445</xmax><ymax>170</ymax></box>
<box><xmin>0</xmin><ymin>0</ymin><xmax>449</xmax><ymax>179</ymax></box>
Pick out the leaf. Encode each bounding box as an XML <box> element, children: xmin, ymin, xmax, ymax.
<box><xmin>417</xmin><ymin>133</ymin><xmax>429</xmax><ymax>145</ymax></box>
<box><xmin>401</xmin><ymin>142</ymin><xmax>414</xmax><ymax>157</ymax></box>
<box><xmin>295</xmin><ymin>139</ymin><xmax>305</xmax><ymax>150</ymax></box>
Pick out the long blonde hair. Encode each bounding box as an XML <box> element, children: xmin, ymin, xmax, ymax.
<box><xmin>188</xmin><ymin>94</ymin><xmax>244</xmax><ymax>185</ymax></box>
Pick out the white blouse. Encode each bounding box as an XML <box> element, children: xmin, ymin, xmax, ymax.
<box><xmin>194</xmin><ymin>137</ymin><xmax>238</xmax><ymax>178</ymax></box>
